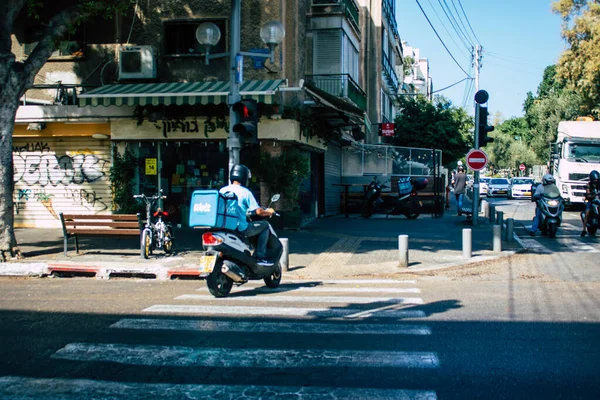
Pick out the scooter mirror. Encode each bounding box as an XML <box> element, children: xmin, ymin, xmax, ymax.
<box><xmin>271</xmin><ymin>194</ymin><xmax>281</xmax><ymax>203</ymax></box>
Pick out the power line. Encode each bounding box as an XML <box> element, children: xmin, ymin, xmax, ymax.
<box><xmin>414</xmin><ymin>0</ymin><xmax>473</xmax><ymax>78</ymax></box>
<box><xmin>425</xmin><ymin>0</ymin><xmax>472</xmax><ymax>61</ymax></box>
<box><xmin>456</xmin><ymin>0</ymin><xmax>481</xmax><ymax>46</ymax></box>
<box><xmin>438</xmin><ymin>0</ymin><xmax>474</xmax><ymax>49</ymax></box>
<box><xmin>449</xmin><ymin>0</ymin><xmax>478</xmax><ymax>46</ymax></box>
<box><xmin>432</xmin><ymin>77</ymin><xmax>474</xmax><ymax>93</ymax></box>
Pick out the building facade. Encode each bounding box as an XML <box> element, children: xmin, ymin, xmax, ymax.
<box><xmin>12</xmin><ymin>0</ymin><xmax>408</xmax><ymax>227</ymax></box>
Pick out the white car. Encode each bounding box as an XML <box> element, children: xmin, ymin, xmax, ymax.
<box><xmin>486</xmin><ymin>178</ymin><xmax>510</xmax><ymax>197</ymax></box>
<box><xmin>479</xmin><ymin>177</ymin><xmax>490</xmax><ymax>195</ymax></box>
<box><xmin>508</xmin><ymin>177</ymin><xmax>534</xmax><ymax>199</ymax></box>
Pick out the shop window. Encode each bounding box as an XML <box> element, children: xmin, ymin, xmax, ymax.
<box><xmin>164</xmin><ymin>19</ymin><xmax>227</xmax><ymax>56</ymax></box>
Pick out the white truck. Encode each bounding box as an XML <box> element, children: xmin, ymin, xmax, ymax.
<box><xmin>551</xmin><ymin>120</ymin><xmax>600</xmax><ymax>205</ymax></box>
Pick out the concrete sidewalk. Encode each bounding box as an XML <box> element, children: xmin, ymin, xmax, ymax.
<box><xmin>2</xmin><ymin>205</ymin><xmax>522</xmax><ymax>280</ymax></box>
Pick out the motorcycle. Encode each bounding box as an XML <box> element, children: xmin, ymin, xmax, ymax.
<box><xmin>361</xmin><ymin>176</ymin><xmax>428</xmax><ymax>219</ymax></box>
<box><xmin>580</xmin><ymin>194</ymin><xmax>600</xmax><ymax>236</ymax></box>
<box><xmin>198</xmin><ymin>194</ymin><xmax>283</xmax><ymax>298</ymax></box>
<box><xmin>535</xmin><ymin>192</ymin><xmax>565</xmax><ymax>238</ymax></box>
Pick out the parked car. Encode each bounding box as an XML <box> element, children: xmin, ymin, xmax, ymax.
<box><xmin>479</xmin><ymin>177</ymin><xmax>490</xmax><ymax>195</ymax></box>
<box><xmin>486</xmin><ymin>178</ymin><xmax>510</xmax><ymax>197</ymax></box>
<box><xmin>508</xmin><ymin>177</ymin><xmax>535</xmax><ymax>199</ymax></box>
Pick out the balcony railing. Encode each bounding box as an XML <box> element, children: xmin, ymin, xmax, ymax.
<box><xmin>382</xmin><ymin>0</ymin><xmax>398</xmax><ymax>38</ymax></box>
<box><xmin>312</xmin><ymin>0</ymin><xmax>360</xmax><ymax>33</ymax></box>
<box><xmin>382</xmin><ymin>53</ymin><xmax>399</xmax><ymax>93</ymax></box>
<box><xmin>305</xmin><ymin>73</ymin><xmax>366</xmax><ymax>111</ymax></box>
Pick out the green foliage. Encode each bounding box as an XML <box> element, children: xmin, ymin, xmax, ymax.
<box><xmin>256</xmin><ymin>148</ymin><xmax>310</xmax><ymax>208</ymax></box>
<box><xmin>552</xmin><ymin>0</ymin><xmax>600</xmax><ymax>117</ymax></box>
<box><xmin>109</xmin><ymin>145</ymin><xmax>139</xmax><ymax>214</ymax></box>
<box><xmin>392</xmin><ymin>95</ymin><xmax>472</xmax><ymax>166</ymax></box>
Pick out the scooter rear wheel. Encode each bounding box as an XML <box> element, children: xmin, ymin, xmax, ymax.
<box><xmin>361</xmin><ymin>203</ymin><xmax>374</xmax><ymax>218</ymax></box>
<box><xmin>404</xmin><ymin>198</ymin><xmax>421</xmax><ymax>220</ymax></box>
<box><xmin>207</xmin><ymin>261</ymin><xmax>233</xmax><ymax>297</ymax></box>
<box><xmin>163</xmin><ymin>226</ymin><xmax>174</xmax><ymax>254</ymax></box>
<box><xmin>264</xmin><ymin>262</ymin><xmax>282</xmax><ymax>288</ymax></box>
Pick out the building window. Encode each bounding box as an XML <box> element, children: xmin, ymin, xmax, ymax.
<box><xmin>164</xmin><ymin>19</ymin><xmax>227</xmax><ymax>56</ymax></box>
<box><xmin>314</xmin><ymin>29</ymin><xmax>358</xmax><ymax>80</ymax></box>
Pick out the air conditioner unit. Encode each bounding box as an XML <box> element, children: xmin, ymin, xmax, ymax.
<box><xmin>118</xmin><ymin>45</ymin><xmax>157</xmax><ymax>80</ymax></box>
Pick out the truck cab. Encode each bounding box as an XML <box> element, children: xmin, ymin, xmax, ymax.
<box><xmin>551</xmin><ymin>121</ymin><xmax>600</xmax><ymax>205</ymax></box>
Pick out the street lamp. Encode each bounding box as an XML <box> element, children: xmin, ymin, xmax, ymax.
<box><xmin>196</xmin><ymin>0</ymin><xmax>285</xmax><ymax>179</ymax></box>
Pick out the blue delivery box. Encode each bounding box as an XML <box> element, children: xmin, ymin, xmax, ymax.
<box><xmin>189</xmin><ymin>190</ymin><xmax>239</xmax><ymax>230</ymax></box>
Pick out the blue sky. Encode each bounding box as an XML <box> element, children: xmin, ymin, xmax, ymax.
<box><xmin>395</xmin><ymin>0</ymin><xmax>565</xmax><ymax>119</ymax></box>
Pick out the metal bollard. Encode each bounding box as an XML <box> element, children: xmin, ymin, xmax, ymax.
<box><xmin>506</xmin><ymin>218</ymin><xmax>514</xmax><ymax>242</ymax></box>
<box><xmin>279</xmin><ymin>238</ymin><xmax>289</xmax><ymax>272</ymax></box>
<box><xmin>493</xmin><ymin>225</ymin><xmax>502</xmax><ymax>252</ymax></box>
<box><xmin>496</xmin><ymin>211</ymin><xmax>504</xmax><ymax>232</ymax></box>
<box><xmin>463</xmin><ymin>228</ymin><xmax>472</xmax><ymax>259</ymax></box>
<box><xmin>489</xmin><ymin>204</ymin><xmax>496</xmax><ymax>224</ymax></box>
<box><xmin>398</xmin><ymin>234</ymin><xmax>409</xmax><ymax>268</ymax></box>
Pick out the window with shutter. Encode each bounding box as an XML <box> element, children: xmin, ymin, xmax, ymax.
<box><xmin>313</xmin><ymin>30</ymin><xmax>342</xmax><ymax>75</ymax></box>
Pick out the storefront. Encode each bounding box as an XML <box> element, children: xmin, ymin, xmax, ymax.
<box><xmin>13</xmin><ymin>122</ymin><xmax>112</xmax><ymax>228</ymax></box>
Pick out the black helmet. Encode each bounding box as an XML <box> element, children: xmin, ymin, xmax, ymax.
<box><xmin>230</xmin><ymin>164</ymin><xmax>251</xmax><ymax>186</ymax></box>
<box><xmin>590</xmin><ymin>170</ymin><xmax>599</xmax><ymax>184</ymax></box>
<box><xmin>542</xmin><ymin>173</ymin><xmax>555</xmax><ymax>185</ymax></box>
<box><xmin>458</xmin><ymin>166</ymin><xmax>465</xmax><ymax>172</ymax></box>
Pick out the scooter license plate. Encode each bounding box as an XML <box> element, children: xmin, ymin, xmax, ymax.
<box><xmin>199</xmin><ymin>255</ymin><xmax>217</xmax><ymax>274</ymax></box>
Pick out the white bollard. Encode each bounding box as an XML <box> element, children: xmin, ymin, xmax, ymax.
<box><xmin>462</xmin><ymin>228</ymin><xmax>472</xmax><ymax>259</ymax></box>
<box><xmin>482</xmin><ymin>200</ymin><xmax>488</xmax><ymax>218</ymax></box>
<box><xmin>506</xmin><ymin>218</ymin><xmax>514</xmax><ymax>242</ymax></box>
<box><xmin>493</xmin><ymin>225</ymin><xmax>502</xmax><ymax>252</ymax></box>
<box><xmin>398</xmin><ymin>234</ymin><xmax>409</xmax><ymax>268</ymax></box>
<box><xmin>279</xmin><ymin>238</ymin><xmax>289</xmax><ymax>272</ymax></box>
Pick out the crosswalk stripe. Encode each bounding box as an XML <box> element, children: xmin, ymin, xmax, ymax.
<box><xmin>557</xmin><ymin>238</ymin><xmax>599</xmax><ymax>252</ymax></box>
<box><xmin>265</xmin><ymin>279</ymin><xmax>418</xmax><ymax>284</ymax></box>
<box><xmin>196</xmin><ymin>287</ymin><xmax>421</xmax><ymax>294</ymax></box>
<box><xmin>175</xmin><ymin>294</ymin><xmax>424</xmax><ymax>304</ymax></box>
<box><xmin>52</xmin><ymin>343</ymin><xmax>440</xmax><ymax>369</ymax></box>
<box><xmin>520</xmin><ymin>238</ymin><xmax>552</xmax><ymax>253</ymax></box>
<box><xmin>0</xmin><ymin>377</ymin><xmax>438</xmax><ymax>400</ymax></box>
<box><xmin>110</xmin><ymin>318</ymin><xmax>432</xmax><ymax>335</ymax></box>
<box><xmin>143</xmin><ymin>304</ymin><xmax>427</xmax><ymax>318</ymax></box>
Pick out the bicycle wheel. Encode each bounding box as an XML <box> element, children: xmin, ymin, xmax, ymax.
<box><xmin>141</xmin><ymin>229</ymin><xmax>152</xmax><ymax>259</ymax></box>
<box><xmin>163</xmin><ymin>226</ymin><xmax>174</xmax><ymax>254</ymax></box>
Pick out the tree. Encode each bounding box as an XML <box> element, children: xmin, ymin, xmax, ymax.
<box><xmin>552</xmin><ymin>0</ymin><xmax>600</xmax><ymax>116</ymax></box>
<box><xmin>392</xmin><ymin>95</ymin><xmax>472</xmax><ymax>166</ymax></box>
<box><xmin>0</xmin><ymin>0</ymin><xmax>132</xmax><ymax>261</ymax></box>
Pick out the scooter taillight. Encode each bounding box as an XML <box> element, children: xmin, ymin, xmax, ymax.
<box><xmin>202</xmin><ymin>232</ymin><xmax>223</xmax><ymax>246</ymax></box>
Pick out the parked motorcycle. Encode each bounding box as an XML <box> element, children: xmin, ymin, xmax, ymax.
<box><xmin>535</xmin><ymin>192</ymin><xmax>565</xmax><ymax>238</ymax></box>
<box><xmin>361</xmin><ymin>176</ymin><xmax>428</xmax><ymax>219</ymax></box>
<box><xmin>580</xmin><ymin>194</ymin><xmax>600</xmax><ymax>236</ymax></box>
<box><xmin>198</xmin><ymin>194</ymin><xmax>283</xmax><ymax>298</ymax></box>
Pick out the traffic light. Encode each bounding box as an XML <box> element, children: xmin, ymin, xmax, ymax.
<box><xmin>478</xmin><ymin>105</ymin><xmax>494</xmax><ymax>147</ymax></box>
<box><xmin>232</xmin><ymin>99</ymin><xmax>258</xmax><ymax>144</ymax></box>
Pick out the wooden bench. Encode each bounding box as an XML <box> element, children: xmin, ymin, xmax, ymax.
<box><xmin>59</xmin><ymin>213</ymin><xmax>142</xmax><ymax>255</ymax></box>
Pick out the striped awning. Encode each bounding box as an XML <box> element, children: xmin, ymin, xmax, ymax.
<box><xmin>78</xmin><ymin>80</ymin><xmax>285</xmax><ymax>107</ymax></box>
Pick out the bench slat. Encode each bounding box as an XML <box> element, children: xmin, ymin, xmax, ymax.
<box><xmin>68</xmin><ymin>228</ymin><xmax>141</xmax><ymax>236</ymax></box>
<box><xmin>62</xmin><ymin>214</ymin><xmax>139</xmax><ymax>221</ymax></box>
<box><xmin>64</xmin><ymin>221</ymin><xmax>140</xmax><ymax>229</ymax></box>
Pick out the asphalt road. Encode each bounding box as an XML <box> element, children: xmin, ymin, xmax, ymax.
<box><xmin>0</xmin><ymin>196</ymin><xmax>598</xmax><ymax>400</ymax></box>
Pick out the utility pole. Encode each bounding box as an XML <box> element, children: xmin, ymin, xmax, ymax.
<box><xmin>227</xmin><ymin>0</ymin><xmax>242</xmax><ymax>179</ymax></box>
<box><xmin>472</xmin><ymin>45</ymin><xmax>483</xmax><ymax>225</ymax></box>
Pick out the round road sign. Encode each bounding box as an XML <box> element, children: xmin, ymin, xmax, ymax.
<box><xmin>519</xmin><ymin>164</ymin><xmax>526</xmax><ymax>171</ymax></box>
<box><xmin>466</xmin><ymin>149</ymin><xmax>488</xmax><ymax>171</ymax></box>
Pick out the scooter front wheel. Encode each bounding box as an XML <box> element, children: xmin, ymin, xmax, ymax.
<box><xmin>207</xmin><ymin>260</ymin><xmax>233</xmax><ymax>298</ymax></box>
<box><xmin>163</xmin><ymin>226</ymin><xmax>174</xmax><ymax>253</ymax></box>
<box><xmin>141</xmin><ymin>229</ymin><xmax>152</xmax><ymax>259</ymax></box>
<box><xmin>587</xmin><ymin>226</ymin><xmax>597</xmax><ymax>236</ymax></box>
<box><xmin>361</xmin><ymin>203</ymin><xmax>374</xmax><ymax>218</ymax></box>
<box><xmin>264</xmin><ymin>262</ymin><xmax>282</xmax><ymax>288</ymax></box>
<box><xmin>548</xmin><ymin>223</ymin><xmax>558</xmax><ymax>238</ymax></box>
<box><xmin>404</xmin><ymin>198</ymin><xmax>421</xmax><ymax>220</ymax></box>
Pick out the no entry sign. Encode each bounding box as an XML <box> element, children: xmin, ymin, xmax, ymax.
<box><xmin>466</xmin><ymin>149</ymin><xmax>488</xmax><ymax>171</ymax></box>
<box><xmin>519</xmin><ymin>163</ymin><xmax>526</xmax><ymax>171</ymax></box>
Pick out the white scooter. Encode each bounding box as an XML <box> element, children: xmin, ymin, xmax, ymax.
<box><xmin>198</xmin><ymin>194</ymin><xmax>283</xmax><ymax>298</ymax></box>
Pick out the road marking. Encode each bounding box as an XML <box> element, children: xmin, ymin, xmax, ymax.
<box><xmin>263</xmin><ymin>279</ymin><xmax>418</xmax><ymax>284</ymax></box>
<box><xmin>196</xmin><ymin>287</ymin><xmax>421</xmax><ymax>294</ymax></box>
<box><xmin>111</xmin><ymin>318</ymin><xmax>432</xmax><ymax>335</ymax></box>
<box><xmin>558</xmin><ymin>238</ymin><xmax>599</xmax><ymax>253</ymax></box>
<box><xmin>176</xmin><ymin>294</ymin><xmax>424</xmax><ymax>304</ymax></box>
<box><xmin>143</xmin><ymin>305</ymin><xmax>427</xmax><ymax>319</ymax></box>
<box><xmin>52</xmin><ymin>343</ymin><xmax>440</xmax><ymax>369</ymax></box>
<box><xmin>519</xmin><ymin>238</ymin><xmax>552</xmax><ymax>253</ymax></box>
<box><xmin>0</xmin><ymin>377</ymin><xmax>438</xmax><ymax>400</ymax></box>
<box><xmin>308</xmin><ymin>237</ymin><xmax>362</xmax><ymax>268</ymax></box>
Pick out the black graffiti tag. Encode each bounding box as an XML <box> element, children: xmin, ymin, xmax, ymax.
<box><xmin>14</xmin><ymin>153</ymin><xmax>108</xmax><ymax>186</ymax></box>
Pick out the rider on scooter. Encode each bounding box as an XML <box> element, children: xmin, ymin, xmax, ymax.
<box><xmin>220</xmin><ymin>164</ymin><xmax>275</xmax><ymax>266</ymax></box>
<box><xmin>529</xmin><ymin>173</ymin><xmax>560</xmax><ymax>236</ymax></box>
<box><xmin>581</xmin><ymin>170</ymin><xmax>600</xmax><ymax>237</ymax></box>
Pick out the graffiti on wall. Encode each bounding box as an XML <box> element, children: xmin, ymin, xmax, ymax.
<box><xmin>13</xmin><ymin>142</ymin><xmax>110</xmax><ymax>219</ymax></box>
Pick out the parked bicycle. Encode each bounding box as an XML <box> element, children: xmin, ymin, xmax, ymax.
<box><xmin>134</xmin><ymin>190</ymin><xmax>174</xmax><ymax>259</ymax></box>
